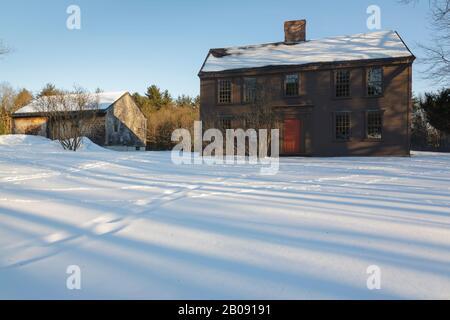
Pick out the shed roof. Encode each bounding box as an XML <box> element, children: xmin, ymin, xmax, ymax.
<box><xmin>14</xmin><ymin>91</ymin><xmax>128</xmax><ymax>115</ymax></box>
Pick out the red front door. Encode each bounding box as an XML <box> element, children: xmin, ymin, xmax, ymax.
<box><xmin>284</xmin><ymin>119</ymin><xmax>301</xmax><ymax>154</ymax></box>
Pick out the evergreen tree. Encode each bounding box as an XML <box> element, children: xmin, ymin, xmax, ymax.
<box><xmin>38</xmin><ymin>83</ymin><xmax>61</xmax><ymax>97</ymax></box>
<box><xmin>176</xmin><ymin>94</ymin><xmax>195</xmax><ymax>108</ymax></box>
<box><xmin>145</xmin><ymin>85</ymin><xmax>172</xmax><ymax>109</ymax></box>
<box><xmin>420</xmin><ymin>88</ymin><xmax>450</xmax><ymax>134</ymax></box>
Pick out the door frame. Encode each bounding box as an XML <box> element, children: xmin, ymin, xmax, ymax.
<box><xmin>283</xmin><ymin>118</ymin><xmax>302</xmax><ymax>155</ymax></box>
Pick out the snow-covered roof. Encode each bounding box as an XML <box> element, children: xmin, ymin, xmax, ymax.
<box><xmin>200</xmin><ymin>30</ymin><xmax>414</xmax><ymax>73</ymax></box>
<box><xmin>14</xmin><ymin>91</ymin><xmax>128</xmax><ymax>115</ymax></box>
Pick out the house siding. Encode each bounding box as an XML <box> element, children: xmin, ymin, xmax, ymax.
<box><xmin>199</xmin><ymin>59</ymin><xmax>413</xmax><ymax>156</ymax></box>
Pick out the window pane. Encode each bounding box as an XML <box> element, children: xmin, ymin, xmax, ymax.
<box><xmin>367</xmin><ymin>68</ymin><xmax>383</xmax><ymax>96</ymax></box>
<box><xmin>335</xmin><ymin>70</ymin><xmax>350</xmax><ymax>97</ymax></box>
<box><xmin>285</xmin><ymin>74</ymin><xmax>299</xmax><ymax>96</ymax></box>
<box><xmin>243</xmin><ymin>77</ymin><xmax>257</xmax><ymax>103</ymax></box>
<box><xmin>220</xmin><ymin>118</ymin><xmax>231</xmax><ymax>129</ymax></box>
<box><xmin>335</xmin><ymin>112</ymin><xmax>350</xmax><ymax>140</ymax></box>
<box><xmin>218</xmin><ymin>79</ymin><xmax>232</xmax><ymax>103</ymax></box>
<box><xmin>367</xmin><ymin>111</ymin><xmax>382</xmax><ymax>139</ymax></box>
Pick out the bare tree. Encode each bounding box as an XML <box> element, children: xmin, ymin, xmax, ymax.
<box><xmin>203</xmin><ymin>82</ymin><xmax>280</xmax><ymax>156</ymax></box>
<box><xmin>242</xmin><ymin>82</ymin><xmax>280</xmax><ymax>155</ymax></box>
<box><xmin>401</xmin><ymin>0</ymin><xmax>450</xmax><ymax>85</ymax></box>
<box><xmin>0</xmin><ymin>83</ymin><xmax>15</xmax><ymax>134</ymax></box>
<box><xmin>36</xmin><ymin>87</ymin><xmax>99</xmax><ymax>151</ymax></box>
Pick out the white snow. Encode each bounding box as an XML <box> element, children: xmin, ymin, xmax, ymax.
<box><xmin>14</xmin><ymin>91</ymin><xmax>127</xmax><ymax>114</ymax></box>
<box><xmin>0</xmin><ymin>135</ymin><xmax>449</xmax><ymax>299</ymax></box>
<box><xmin>0</xmin><ymin>135</ymin><xmax>108</xmax><ymax>153</ymax></box>
<box><xmin>201</xmin><ymin>30</ymin><xmax>413</xmax><ymax>72</ymax></box>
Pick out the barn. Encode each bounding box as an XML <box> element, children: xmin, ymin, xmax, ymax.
<box><xmin>12</xmin><ymin>91</ymin><xmax>147</xmax><ymax>150</ymax></box>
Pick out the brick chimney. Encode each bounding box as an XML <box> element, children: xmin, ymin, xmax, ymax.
<box><xmin>284</xmin><ymin>20</ymin><xmax>306</xmax><ymax>43</ymax></box>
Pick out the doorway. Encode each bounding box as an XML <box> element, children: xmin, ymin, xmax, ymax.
<box><xmin>283</xmin><ymin>119</ymin><xmax>302</xmax><ymax>154</ymax></box>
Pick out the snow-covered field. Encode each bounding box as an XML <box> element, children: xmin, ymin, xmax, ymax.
<box><xmin>0</xmin><ymin>135</ymin><xmax>449</xmax><ymax>299</ymax></box>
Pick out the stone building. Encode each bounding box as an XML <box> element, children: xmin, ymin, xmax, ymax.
<box><xmin>12</xmin><ymin>91</ymin><xmax>147</xmax><ymax>150</ymax></box>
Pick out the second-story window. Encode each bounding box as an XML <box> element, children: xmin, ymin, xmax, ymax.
<box><xmin>285</xmin><ymin>74</ymin><xmax>299</xmax><ymax>96</ymax></box>
<box><xmin>367</xmin><ymin>67</ymin><xmax>383</xmax><ymax>96</ymax></box>
<box><xmin>243</xmin><ymin>77</ymin><xmax>257</xmax><ymax>103</ymax></box>
<box><xmin>218</xmin><ymin>79</ymin><xmax>232</xmax><ymax>104</ymax></box>
<box><xmin>335</xmin><ymin>70</ymin><xmax>350</xmax><ymax>98</ymax></box>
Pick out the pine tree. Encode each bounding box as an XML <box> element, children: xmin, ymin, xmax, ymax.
<box><xmin>145</xmin><ymin>85</ymin><xmax>172</xmax><ymax>109</ymax></box>
<box><xmin>38</xmin><ymin>83</ymin><xmax>61</xmax><ymax>97</ymax></box>
<box><xmin>420</xmin><ymin>88</ymin><xmax>450</xmax><ymax>134</ymax></box>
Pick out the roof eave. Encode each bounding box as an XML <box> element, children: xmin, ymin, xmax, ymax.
<box><xmin>394</xmin><ymin>30</ymin><xmax>416</xmax><ymax>60</ymax></box>
<box><xmin>198</xmin><ymin>51</ymin><xmax>212</xmax><ymax>77</ymax></box>
<box><xmin>12</xmin><ymin>109</ymin><xmax>108</xmax><ymax>118</ymax></box>
<box><xmin>198</xmin><ymin>56</ymin><xmax>415</xmax><ymax>78</ymax></box>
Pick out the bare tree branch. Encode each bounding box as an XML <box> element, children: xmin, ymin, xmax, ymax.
<box><xmin>401</xmin><ymin>0</ymin><xmax>450</xmax><ymax>86</ymax></box>
<box><xmin>36</xmin><ymin>87</ymin><xmax>99</xmax><ymax>151</ymax></box>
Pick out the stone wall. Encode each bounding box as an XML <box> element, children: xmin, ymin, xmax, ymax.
<box><xmin>105</xmin><ymin>93</ymin><xmax>147</xmax><ymax>147</ymax></box>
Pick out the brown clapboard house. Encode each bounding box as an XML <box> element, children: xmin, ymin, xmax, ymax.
<box><xmin>198</xmin><ymin>20</ymin><xmax>415</xmax><ymax>156</ymax></box>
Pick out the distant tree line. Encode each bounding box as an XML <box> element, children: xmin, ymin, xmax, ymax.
<box><xmin>132</xmin><ymin>85</ymin><xmax>199</xmax><ymax>150</ymax></box>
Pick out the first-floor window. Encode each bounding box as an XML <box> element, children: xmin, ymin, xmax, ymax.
<box><xmin>218</xmin><ymin>79</ymin><xmax>232</xmax><ymax>104</ymax></box>
<box><xmin>367</xmin><ymin>111</ymin><xmax>382</xmax><ymax>139</ymax></box>
<box><xmin>335</xmin><ymin>112</ymin><xmax>351</xmax><ymax>140</ymax></box>
<box><xmin>220</xmin><ymin>118</ymin><xmax>232</xmax><ymax>130</ymax></box>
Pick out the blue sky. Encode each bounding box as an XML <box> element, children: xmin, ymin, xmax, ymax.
<box><xmin>0</xmin><ymin>0</ymin><xmax>436</xmax><ymax>97</ymax></box>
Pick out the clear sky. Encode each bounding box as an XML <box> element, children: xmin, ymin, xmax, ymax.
<box><xmin>0</xmin><ymin>0</ymin><xmax>436</xmax><ymax>97</ymax></box>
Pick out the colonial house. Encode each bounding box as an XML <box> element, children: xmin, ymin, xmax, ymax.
<box><xmin>198</xmin><ymin>20</ymin><xmax>415</xmax><ymax>156</ymax></box>
<box><xmin>12</xmin><ymin>91</ymin><xmax>147</xmax><ymax>150</ymax></box>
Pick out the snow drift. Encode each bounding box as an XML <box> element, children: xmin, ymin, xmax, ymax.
<box><xmin>0</xmin><ymin>134</ymin><xmax>108</xmax><ymax>153</ymax></box>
